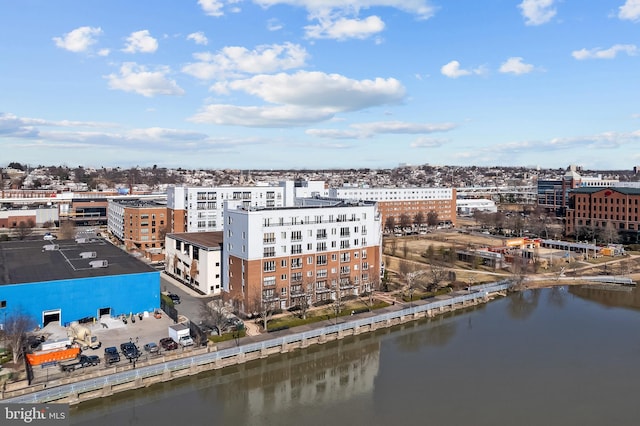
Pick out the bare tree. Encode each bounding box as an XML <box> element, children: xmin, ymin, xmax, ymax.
<box><xmin>293</xmin><ymin>277</ymin><xmax>314</xmax><ymax>320</ymax></box>
<box><xmin>199</xmin><ymin>300</ymin><xmax>228</xmax><ymax>335</ymax></box>
<box><xmin>600</xmin><ymin>222</ymin><xmax>619</xmax><ymax>245</ymax></box>
<box><xmin>399</xmin><ymin>214</ymin><xmax>412</xmax><ymax>233</ymax></box>
<box><xmin>16</xmin><ymin>219</ymin><xmax>35</xmax><ymax>240</ymax></box>
<box><xmin>2</xmin><ymin>310</ymin><xmax>36</xmax><ymax>363</ymax></box>
<box><xmin>427</xmin><ymin>211</ymin><xmax>439</xmax><ymax>228</ymax></box>
<box><xmin>427</xmin><ymin>264</ymin><xmax>449</xmax><ymax>292</ymax></box>
<box><xmin>59</xmin><ymin>220</ymin><xmax>76</xmax><ymax>239</ymax></box>
<box><xmin>413</xmin><ymin>212</ymin><xmax>425</xmax><ymax>229</ymax></box>
<box><xmin>251</xmin><ymin>291</ymin><xmax>278</xmax><ymax>331</ymax></box>
<box><xmin>384</xmin><ymin>216</ymin><xmax>396</xmax><ymax>233</ymax></box>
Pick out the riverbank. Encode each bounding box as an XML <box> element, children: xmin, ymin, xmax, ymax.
<box><xmin>1</xmin><ymin>282</ymin><xmax>511</xmax><ymax>405</ymax></box>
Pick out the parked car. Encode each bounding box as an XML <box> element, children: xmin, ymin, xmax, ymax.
<box><xmin>60</xmin><ymin>354</ymin><xmax>100</xmax><ymax>372</ymax></box>
<box><xmin>43</xmin><ymin>233</ymin><xmax>57</xmax><ymax>241</ymax></box>
<box><xmin>167</xmin><ymin>293</ymin><xmax>181</xmax><ymax>304</ymax></box>
<box><xmin>120</xmin><ymin>342</ymin><xmax>140</xmax><ymax>360</ymax></box>
<box><xmin>143</xmin><ymin>342</ymin><xmax>159</xmax><ymax>354</ymax></box>
<box><xmin>159</xmin><ymin>337</ymin><xmax>178</xmax><ymax>351</ymax></box>
<box><xmin>104</xmin><ymin>346</ymin><xmax>121</xmax><ymax>364</ymax></box>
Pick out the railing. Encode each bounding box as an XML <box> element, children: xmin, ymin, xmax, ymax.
<box><xmin>3</xmin><ymin>281</ymin><xmax>511</xmax><ymax>404</ymax></box>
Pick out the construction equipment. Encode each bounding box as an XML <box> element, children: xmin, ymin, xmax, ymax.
<box><xmin>68</xmin><ymin>323</ymin><xmax>102</xmax><ymax>350</ymax></box>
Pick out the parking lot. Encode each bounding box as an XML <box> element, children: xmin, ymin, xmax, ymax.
<box><xmin>30</xmin><ymin>311</ymin><xmax>192</xmax><ymax>384</ymax></box>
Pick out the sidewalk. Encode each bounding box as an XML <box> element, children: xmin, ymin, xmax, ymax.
<box><xmin>161</xmin><ymin>271</ymin><xmax>212</xmax><ymax>298</ymax></box>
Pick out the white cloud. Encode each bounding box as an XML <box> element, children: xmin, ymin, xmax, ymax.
<box><xmin>487</xmin><ymin>130</ymin><xmax>640</xmax><ymax>154</ymax></box>
<box><xmin>518</xmin><ymin>0</ymin><xmax>556</xmax><ymax>26</ymax></box>
<box><xmin>410</xmin><ymin>137</ymin><xmax>448</xmax><ymax>148</ymax></box>
<box><xmin>53</xmin><ymin>26</ymin><xmax>103</xmax><ymax>53</ymax></box>
<box><xmin>619</xmin><ymin>0</ymin><xmax>640</xmax><ymax>22</ymax></box>
<box><xmin>305</xmin><ymin>15</ymin><xmax>385</xmax><ymax>40</ymax></box>
<box><xmin>572</xmin><ymin>44</ymin><xmax>637</xmax><ymax>60</ymax></box>
<box><xmin>352</xmin><ymin>121</ymin><xmax>456</xmax><ymax>135</ymax></box>
<box><xmin>98</xmin><ymin>48</ymin><xmax>110</xmax><ymax>57</ymax></box>
<box><xmin>306</xmin><ymin>121</ymin><xmax>456</xmax><ymax>139</ymax></box>
<box><xmin>190</xmin><ymin>104</ymin><xmax>335</xmax><ymax>127</ymax></box>
<box><xmin>187</xmin><ymin>31</ymin><xmax>209</xmax><ymax>45</ymax></box>
<box><xmin>499</xmin><ymin>57</ymin><xmax>534</xmax><ymax>75</ymax></box>
<box><xmin>219</xmin><ymin>71</ymin><xmax>405</xmax><ymax>111</ymax></box>
<box><xmin>105</xmin><ymin>63</ymin><xmax>185</xmax><ymax>97</ymax></box>
<box><xmin>122</xmin><ymin>30</ymin><xmax>158</xmax><ymax>54</ymax></box>
<box><xmin>198</xmin><ymin>0</ymin><xmax>227</xmax><ymax>16</ymax></box>
<box><xmin>440</xmin><ymin>60</ymin><xmax>485</xmax><ymax>78</ymax></box>
<box><xmin>267</xmin><ymin>19</ymin><xmax>283</xmax><ymax>31</ymax></box>
<box><xmin>254</xmin><ymin>0</ymin><xmax>436</xmax><ymax>20</ymax></box>
<box><xmin>182</xmin><ymin>43</ymin><xmax>308</xmax><ymax>80</ymax></box>
<box><xmin>191</xmin><ymin>71</ymin><xmax>406</xmax><ymax>127</ymax></box>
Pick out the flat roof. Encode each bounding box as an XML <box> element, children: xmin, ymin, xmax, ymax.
<box><xmin>166</xmin><ymin>231</ymin><xmax>223</xmax><ymax>249</ymax></box>
<box><xmin>0</xmin><ymin>238</ymin><xmax>156</xmax><ymax>285</ymax></box>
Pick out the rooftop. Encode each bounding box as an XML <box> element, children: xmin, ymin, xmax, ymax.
<box><xmin>0</xmin><ymin>238</ymin><xmax>157</xmax><ymax>285</ymax></box>
<box><xmin>166</xmin><ymin>231</ymin><xmax>223</xmax><ymax>249</ymax></box>
<box><xmin>570</xmin><ymin>187</ymin><xmax>640</xmax><ymax>195</ymax></box>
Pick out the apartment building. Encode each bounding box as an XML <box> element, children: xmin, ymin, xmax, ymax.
<box><xmin>166</xmin><ymin>181</ymin><xmax>327</xmax><ymax>234</ymax></box>
<box><xmin>565</xmin><ymin>187</ymin><xmax>640</xmax><ymax>244</ymax></box>
<box><xmin>165</xmin><ymin>232</ymin><xmax>223</xmax><ymax>296</ymax></box>
<box><xmin>328</xmin><ymin>186</ymin><xmax>456</xmax><ymax>230</ymax></box>
<box><xmin>167</xmin><ymin>185</ymin><xmax>286</xmax><ymax>233</ymax></box>
<box><xmin>107</xmin><ymin>199</ymin><xmax>168</xmax><ymax>251</ymax></box>
<box><xmin>222</xmin><ymin>198</ymin><xmax>382</xmax><ymax>315</ymax></box>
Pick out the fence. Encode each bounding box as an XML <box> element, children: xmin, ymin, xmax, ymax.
<box><xmin>3</xmin><ymin>281</ymin><xmax>512</xmax><ymax>404</ymax></box>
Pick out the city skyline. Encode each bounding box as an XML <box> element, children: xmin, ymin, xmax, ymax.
<box><xmin>2</xmin><ymin>1</ymin><xmax>639</xmax><ymax>170</ymax></box>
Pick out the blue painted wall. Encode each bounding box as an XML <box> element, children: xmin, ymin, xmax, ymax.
<box><xmin>0</xmin><ymin>271</ymin><xmax>160</xmax><ymax>327</ymax></box>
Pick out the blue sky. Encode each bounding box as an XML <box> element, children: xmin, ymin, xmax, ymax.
<box><xmin>1</xmin><ymin>0</ymin><xmax>639</xmax><ymax>170</ymax></box>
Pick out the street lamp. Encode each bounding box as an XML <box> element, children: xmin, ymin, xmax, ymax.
<box><xmin>409</xmin><ymin>288</ymin><xmax>414</xmax><ymax>308</ymax></box>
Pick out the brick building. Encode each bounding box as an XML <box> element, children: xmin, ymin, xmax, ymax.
<box><xmin>565</xmin><ymin>187</ymin><xmax>640</xmax><ymax>244</ymax></box>
<box><xmin>222</xmin><ymin>198</ymin><xmax>382</xmax><ymax>315</ymax></box>
<box><xmin>107</xmin><ymin>199</ymin><xmax>168</xmax><ymax>251</ymax></box>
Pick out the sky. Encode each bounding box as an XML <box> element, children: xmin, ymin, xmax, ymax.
<box><xmin>1</xmin><ymin>0</ymin><xmax>640</xmax><ymax>171</ymax></box>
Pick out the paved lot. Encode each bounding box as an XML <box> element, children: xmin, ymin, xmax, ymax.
<box><xmin>30</xmin><ymin>312</ymin><xmax>184</xmax><ymax>383</ymax></box>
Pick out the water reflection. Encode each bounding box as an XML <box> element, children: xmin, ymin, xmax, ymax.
<box><xmin>570</xmin><ymin>284</ymin><xmax>640</xmax><ymax>311</ymax></box>
<box><xmin>546</xmin><ymin>285</ymin><xmax>567</xmax><ymax>308</ymax></box>
<box><xmin>71</xmin><ymin>334</ymin><xmax>382</xmax><ymax>426</ymax></box>
<box><xmin>506</xmin><ymin>288</ymin><xmax>540</xmax><ymax>320</ymax></box>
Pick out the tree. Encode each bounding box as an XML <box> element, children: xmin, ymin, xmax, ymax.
<box><xmin>600</xmin><ymin>222</ymin><xmax>619</xmax><ymax>245</ymax></box>
<box><xmin>384</xmin><ymin>216</ymin><xmax>396</xmax><ymax>233</ymax></box>
<box><xmin>399</xmin><ymin>214</ymin><xmax>412</xmax><ymax>232</ymax></box>
<box><xmin>16</xmin><ymin>219</ymin><xmax>35</xmax><ymax>240</ymax></box>
<box><xmin>251</xmin><ymin>291</ymin><xmax>279</xmax><ymax>331</ymax></box>
<box><xmin>413</xmin><ymin>212</ymin><xmax>425</xmax><ymax>229</ymax></box>
<box><xmin>427</xmin><ymin>264</ymin><xmax>449</xmax><ymax>292</ymax></box>
<box><xmin>293</xmin><ymin>277</ymin><xmax>314</xmax><ymax>320</ymax></box>
<box><xmin>59</xmin><ymin>220</ymin><xmax>76</xmax><ymax>239</ymax></box>
<box><xmin>427</xmin><ymin>211</ymin><xmax>439</xmax><ymax>227</ymax></box>
<box><xmin>1</xmin><ymin>310</ymin><xmax>36</xmax><ymax>363</ymax></box>
<box><xmin>199</xmin><ymin>300</ymin><xmax>228</xmax><ymax>335</ymax></box>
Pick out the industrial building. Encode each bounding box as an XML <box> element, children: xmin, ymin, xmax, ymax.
<box><xmin>0</xmin><ymin>237</ymin><xmax>159</xmax><ymax>329</ymax></box>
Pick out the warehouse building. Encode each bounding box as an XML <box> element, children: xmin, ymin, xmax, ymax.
<box><xmin>0</xmin><ymin>237</ymin><xmax>159</xmax><ymax>329</ymax></box>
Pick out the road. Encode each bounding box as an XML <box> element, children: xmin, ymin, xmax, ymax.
<box><xmin>160</xmin><ymin>273</ymin><xmax>214</xmax><ymax>325</ymax></box>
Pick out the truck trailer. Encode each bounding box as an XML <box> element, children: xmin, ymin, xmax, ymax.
<box><xmin>168</xmin><ymin>323</ymin><xmax>194</xmax><ymax>347</ymax></box>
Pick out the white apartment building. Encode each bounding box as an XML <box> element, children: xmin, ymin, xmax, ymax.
<box><xmin>164</xmin><ymin>232</ymin><xmax>224</xmax><ymax>296</ymax></box>
<box><xmin>328</xmin><ymin>186</ymin><xmax>457</xmax><ymax>229</ymax></box>
<box><xmin>223</xmin><ymin>198</ymin><xmax>382</xmax><ymax>315</ymax></box>
<box><xmin>166</xmin><ymin>181</ymin><xmax>327</xmax><ymax>234</ymax></box>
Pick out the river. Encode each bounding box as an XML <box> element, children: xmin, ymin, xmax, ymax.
<box><xmin>69</xmin><ymin>286</ymin><xmax>640</xmax><ymax>426</ymax></box>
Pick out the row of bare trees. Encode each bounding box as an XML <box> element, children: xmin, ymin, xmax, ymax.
<box><xmin>384</xmin><ymin>211</ymin><xmax>439</xmax><ymax>232</ymax></box>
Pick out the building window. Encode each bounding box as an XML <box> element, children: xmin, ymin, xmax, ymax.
<box><xmin>317</xmin><ymin>254</ymin><xmax>327</xmax><ymax>265</ymax></box>
<box><xmin>291</xmin><ymin>258</ymin><xmax>302</xmax><ymax>269</ymax></box>
<box><xmin>264</xmin><ymin>261</ymin><xmax>276</xmax><ymax>272</ymax></box>
<box><xmin>281</xmin><ymin>259</ymin><xmax>287</xmax><ymax>267</ymax></box>
<box><xmin>291</xmin><ymin>244</ymin><xmax>302</xmax><ymax>254</ymax></box>
<box><xmin>263</xmin><ymin>276</ymin><xmax>276</xmax><ymax>286</ymax></box>
<box><xmin>263</xmin><ymin>232</ymin><xmax>275</xmax><ymax>244</ymax></box>
<box><xmin>264</xmin><ymin>247</ymin><xmax>275</xmax><ymax>257</ymax></box>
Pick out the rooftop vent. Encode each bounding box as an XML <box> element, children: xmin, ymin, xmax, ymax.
<box><xmin>89</xmin><ymin>260</ymin><xmax>108</xmax><ymax>268</ymax></box>
<box><xmin>79</xmin><ymin>251</ymin><xmax>97</xmax><ymax>259</ymax></box>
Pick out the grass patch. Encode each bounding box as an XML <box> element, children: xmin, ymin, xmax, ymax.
<box><xmin>266</xmin><ymin>301</ymin><xmax>390</xmax><ymax>331</ymax></box>
<box><xmin>208</xmin><ymin>328</ymin><xmax>246</xmax><ymax>343</ymax></box>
